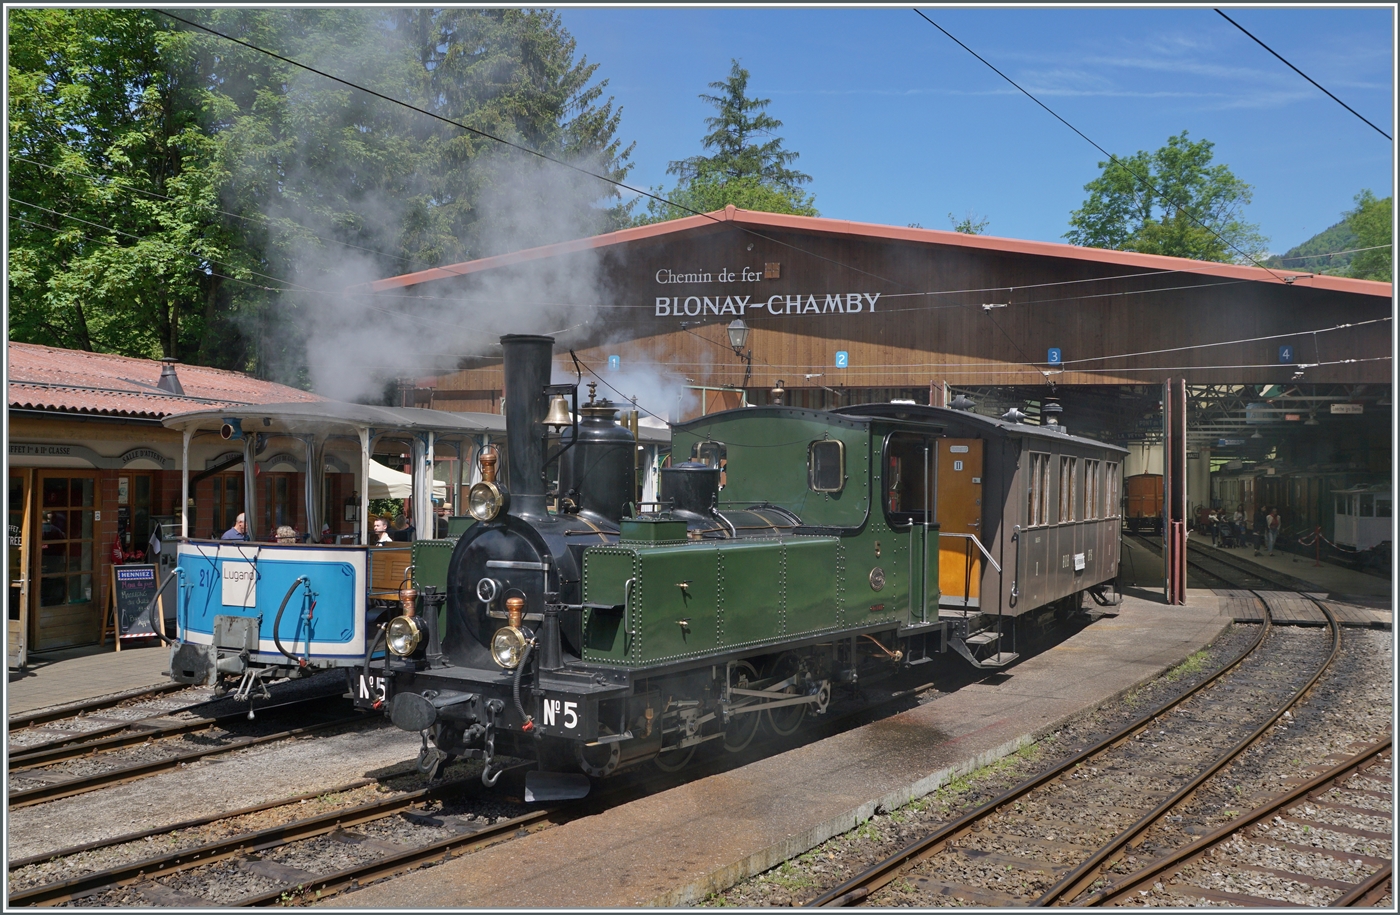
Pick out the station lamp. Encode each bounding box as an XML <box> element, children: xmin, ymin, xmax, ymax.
<box><xmin>726</xmin><ymin>319</ymin><xmax>750</xmax><ymax>353</ymax></box>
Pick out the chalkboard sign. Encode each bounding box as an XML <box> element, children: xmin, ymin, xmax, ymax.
<box><xmin>112</xmin><ymin>564</ymin><xmax>160</xmax><ymax>640</ymax></box>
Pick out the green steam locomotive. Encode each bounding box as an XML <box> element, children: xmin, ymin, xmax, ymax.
<box><xmin>353</xmin><ymin>335</ymin><xmax>1125</xmax><ymax>795</ymax></box>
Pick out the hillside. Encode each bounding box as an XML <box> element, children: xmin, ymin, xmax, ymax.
<box><xmin>1263</xmin><ymin>219</ymin><xmax>1358</xmax><ymax>274</ymax></box>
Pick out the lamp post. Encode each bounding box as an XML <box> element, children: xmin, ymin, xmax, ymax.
<box><xmin>726</xmin><ymin>319</ymin><xmax>753</xmax><ymax>396</ymax></box>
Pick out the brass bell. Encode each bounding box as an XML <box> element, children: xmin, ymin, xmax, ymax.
<box><xmin>544</xmin><ymin>394</ymin><xmax>572</xmax><ymax>429</ymax></box>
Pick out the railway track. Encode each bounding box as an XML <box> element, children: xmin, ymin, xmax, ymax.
<box><xmin>806</xmin><ymin>591</ymin><xmax>1363</xmax><ymax>907</ymax></box>
<box><xmin>8</xmin><ymin>623</ymin><xmax>1065</xmax><ymax>909</ymax></box>
<box><xmin>7</xmin><ymin>697</ymin><xmax>363</xmax><ymax>809</ymax></box>
<box><xmin>1084</xmin><ymin>737</ymin><xmax>1392</xmax><ymax>907</ymax></box>
<box><xmin>7</xmin><ymin>683</ymin><xmax>191</xmax><ymax>731</ymax></box>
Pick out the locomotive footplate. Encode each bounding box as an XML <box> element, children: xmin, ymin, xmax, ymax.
<box><xmin>356</xmin><ymin>661</ymin><xmax>632</xmax><ymax>743</ymax></box>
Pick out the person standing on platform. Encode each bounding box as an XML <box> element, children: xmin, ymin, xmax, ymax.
<box><xmin>1266</xmin><ymin>507</ymin><xmax>1281</xmax><ymax>555</ymax></box>
<box><xmin>1252</xmin><ymin>506</ymin><xmax>1267</xmax><ymax>555</ymax></box>
<box><xmin>1207</xmin><ymin>508</ymin><xmax>1220</xmax><ymax>546</ymax></box>
<box><xmin>222</xmin><ymin>513</ymin><xmax>249</xmax><ymax>541</ymax></box>
<box><xmin>1233</xmin><ymin>506</ymin><xmax>1245</xmax><ymax>547</ymax></box>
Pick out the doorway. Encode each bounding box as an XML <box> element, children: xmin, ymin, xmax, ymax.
<box><xmin>9</xmin><ymin>469</ymin><xmax>33</xmax><ymax>667</ymax></box>
<box><xmin>34</xmin><ymin>471</ymin><xmax>100</xmax><ymax>649</ymax></box>
<box><xmin>936</xmin><ymin>439</ymin><xmax>985</xmax><ymax>608</ymax></box>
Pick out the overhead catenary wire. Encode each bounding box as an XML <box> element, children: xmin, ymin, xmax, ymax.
<box><xmin>153</xmin><ymin>10</ymin><xmax>957</xmax><ymax>297</ymax></box>
<box><xmin>1214</xmin><ymin>9</ymin><xmax>1392</xmax><ymax>141</ymax></box>
<box><xmin>912</xmin><ymin>9</ymin><xmax>1291</xmax><ymax>283</ymax></box>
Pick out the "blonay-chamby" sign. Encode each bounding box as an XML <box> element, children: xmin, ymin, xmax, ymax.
<box><xmin>656</xmin><ymin>292</ymin><xmax>881</xmax><ymax>317</ymax></box>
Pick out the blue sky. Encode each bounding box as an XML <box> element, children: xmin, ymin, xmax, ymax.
<box><xmin>558</xmin><ymin>5</ymin><xmax>1394</xmax><ymax>255</ymax></box>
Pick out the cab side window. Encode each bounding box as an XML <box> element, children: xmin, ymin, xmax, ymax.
<box><xmin>808</xmin><ymin>440</ymin><xmax>845</xmax><ymax>493</ymax></box>
<box><xmin>692</xmin><ymin>441</ymin><xmax>727</xmax><ymax>488</ymax></box>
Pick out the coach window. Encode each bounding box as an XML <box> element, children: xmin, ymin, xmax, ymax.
<box><xmin>1027</xmin><ymin>452</ymin><xmax>1050</xmax><ymax>527</ymax></box>
<box><xmin>1058</xmin><ymin>456</ymin><xmax>1077</xmax><ymax>523</ymax></box>
<box><xmin>1105</xmin><ymin>463</ymin><xmax>1120</xmax><ymax>517</ymax></box>
<box><xmin>1359</xmin><ymin>493</ymin><xmax>1375</xmax><ymax>517</ymax></box>
<box><xmin>1083</xmin><ymin>459</ymin><xmax>1100</xmax><ymax>520</ymax></box>
<box><xmin>808</xmin><ymin>439</ymin><xmax>845</xmax><ymax>493</ymax></box>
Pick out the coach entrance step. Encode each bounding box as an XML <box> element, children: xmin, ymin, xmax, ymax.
<box><xmin>949</xmin><ymin>630</ymin><xmax>1018</xmax><ymax>668</ymax></box>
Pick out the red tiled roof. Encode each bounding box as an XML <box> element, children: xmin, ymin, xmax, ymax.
<box><xmin>7</xmin><ymin>342</ymin><xmax>323</xmax><ymax>420</ymax></box>
<box><xmin>367</xmin><ymin>205</ymin><xmax>1393</xmax><ymax>298</ymax></box>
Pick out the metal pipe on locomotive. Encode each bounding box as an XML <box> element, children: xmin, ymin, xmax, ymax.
<box><xmin>357</xmin><ymin>335</ymin><xmax>1127</xmax><ymax>794</ymax></box>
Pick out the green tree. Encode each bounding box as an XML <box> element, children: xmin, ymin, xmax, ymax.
<box><xmin>1345</xmin><ymin>189</ymin><xmax>1392</xmax><ymax>282</ymax></box>
<box><xmin>636</xmin><ymin>60</ymin><xmax>815</xmax><ymax>223</ymax></box>
<box><xmin>8</xmin><ymin>8</ymin><xmax>636</xmax><ymax>382</ymax></box>
<box><xmin>1064</xmin><ymin>131</ymin><xmax>1266</xmax><ymax>264</ymax></box>
<box><xmin>948</xmin><ymin>211</ymin><xmax>990</xmax><ymax>235</ymax></box>
<box><xmin>7</xmin><ymin>8</ymin><xmax>246</xmax><ymax>360</ymax></box>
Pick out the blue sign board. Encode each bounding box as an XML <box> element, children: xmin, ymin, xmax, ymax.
<box><xmin>1278</xmin><ymin>345</ymin><xmax>1293</xmax><ymax>364</ymax></box>
<box><xmin>1217</xmin><ymin>438</ymin><xmax>1246</xmax><ymax>447</ymax></box>
<box><xmin>1047</xmin><ymin>347</ymin><xmax>1062</xmax><ymax>365</ymax></box>
<box><xmin>607</xmin><ymin>355</ymin><xmax>620</xmax><ymax>370</ymax></box>
<box><xmin>835</xmin><ymin>350</ymin><xmax>849</xmax><ymax>369</ymax></box>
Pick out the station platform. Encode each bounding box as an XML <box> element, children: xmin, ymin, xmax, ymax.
<box><xmin>1193</xmin><ymin>538</ymin><xmax>1391</xmax><ymax>605</ymax></box>
<box><xmin>328</xmin><ymin>589</ymin><xmax>1236</xmax><ymax>909</ymax></box>
<box><xmin>6</xmin><ymin>642</ymin><xmax>171</xmax><ymax>719</ymax></box>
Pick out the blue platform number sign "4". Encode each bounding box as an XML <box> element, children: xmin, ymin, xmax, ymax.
<box><xmin>607</xmin><ymin>355</ymin><xmax>620</xmax><ymax>370</ymax></box>
<box><xmin>835</xmin><ymin>350</ymin><xmax>849</xmax><ymax>369</ymax></box>
<box><xmin>1278</xmin><ymin>345</ymin><xmax>1293</xmax><ymax>364</ymax></box>
<box><xmin>1047</xmin><ymin>347</ymin><xmax>1062</xmax><ymax>365</ymax></box>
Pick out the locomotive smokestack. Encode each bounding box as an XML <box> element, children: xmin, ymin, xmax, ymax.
<box><xmin>501</xmin><ymin>334</ymin><xmax>555</xmax><ymax>520</ymax></box>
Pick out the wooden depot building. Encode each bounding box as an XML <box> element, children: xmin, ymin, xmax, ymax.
<box><xmin>363</xmin><ymin>207</ymin><xmax>1392</xmax><ymax>430</ymax></box>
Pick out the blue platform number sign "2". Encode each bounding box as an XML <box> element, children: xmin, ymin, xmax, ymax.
<box><xmin>1278</xmin><ymin>345</ymin><xmax>1293</xmax><ymax>364</ymax></box>
<box><xmin>607</xmin><ymin>355</ymin><xmax>620</xmax><ymax>370</ymax></box>
<box><xmin>835</xmin><ymin>350</ymin><xmax>849</xmax><ymax>369</ymax></box>
<box><xmin>1047</xmin><ymin>347</ymin><xmax>1062</xmax><ymax>365</ymax></box>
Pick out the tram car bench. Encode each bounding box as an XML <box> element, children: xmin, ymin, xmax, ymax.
<box><xmin>358</xmin><ymin>335</ymin><xmax>1126</xmax><ymax>793</ymax></box>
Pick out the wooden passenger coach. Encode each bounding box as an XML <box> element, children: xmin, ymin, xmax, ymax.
<box><xmin>833</xmin><ymin>404</ymin><xmax>1126</xmax><ymax>622</ymax></box>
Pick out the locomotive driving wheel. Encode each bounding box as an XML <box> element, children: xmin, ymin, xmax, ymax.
<box><xmin>764</xmin><ymin>652</ymin><xmax>809</xmax><ymax>737</ymax></box>
<box><xmin>722</xmin><ymin>659</ymin><xmax>762</xmax><ymax>752</ymax></box>
<box><xmin>653</xmin><ymin>704</ymin><xmax>700</xmax><ymax>771</ymax></box>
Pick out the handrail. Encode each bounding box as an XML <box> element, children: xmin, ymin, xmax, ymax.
<box><xmin>937</xmin><ymin>531</ymin><xmax>1002</xmax><ymax>574</ymax></box>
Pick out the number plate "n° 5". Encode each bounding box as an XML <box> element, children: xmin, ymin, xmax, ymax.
<box><xmin>541</xmin><ymin>698</ymin><xmax>580</xmax><ymax>731</ymax></box>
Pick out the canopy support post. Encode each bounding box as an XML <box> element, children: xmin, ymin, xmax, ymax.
<box><xmin>180</xmin><ymin>429</ymin><xmax>191</xmax><ymax>539</ymax></box>
<box><xmin>359</xmin><ymin>428</ymin><xmax>371</xmax><ymax>546</ymax></box>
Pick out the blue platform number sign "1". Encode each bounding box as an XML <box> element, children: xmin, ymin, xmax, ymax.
<box><xmin>607</xmin><ymin>355</ymin><xmax>620</xmax><ymax>370</ymax></box>
<box><xmin>1278</xmin><ymin>345</ymin><xmax>1293</xmax><ymax>364</ymax></box>
<box><xmin>835</xmin><ymin>350</ymin><xmax>849</xmax><ymax>369</ymax></box>
<box><xmin>1047</xmin><ymin>347</ymin><xmax>1062</xmax><ymax>365</ymax></box>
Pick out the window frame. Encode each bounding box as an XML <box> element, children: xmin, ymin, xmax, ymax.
<box><xmin>1027</xmin><ymin>452</ymin><xmax>1051</xmax><ymax>528</ymax></box>
<box><xmin>1105</xmin><ymin>462</ymin><xmax>1120</xmax><ymax>517</ymax></box>
<box><xmin>1058</xmin><ymin>456</ymin><xmax>1078</xmax><ymax>524</ymax></box>
<box><xmin>807</xmin><ymin>439</ymin><xmax>846</xmax><ymax>493</ymax></box>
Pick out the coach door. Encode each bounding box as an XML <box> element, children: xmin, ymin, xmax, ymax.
<box><xmin>937</xmin><ymin>439</ymin><xmax>984</xmax><ymax>608</ymax></box>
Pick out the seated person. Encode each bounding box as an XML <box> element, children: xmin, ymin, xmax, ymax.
<box><xmin>371</xmin><ymin>516</ymin><xmax>394</xmax><ymax>545</ymax></box>
<box><xmin>388</xmin><ymin>507</ymin><xmax>414</xmax><ymax>542</ymax></box>
<box><xmin>222</xmin><ymin>512</ymin><xmax>249</xmax><ymax>541</ymax></box>
<box><xmin>274</xmin><ymin>525</ymin><xmax>299</xmax><ymax>545</ymax></box>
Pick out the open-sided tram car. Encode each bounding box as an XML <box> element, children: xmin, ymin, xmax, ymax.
<box><xmin>355</xmin><ymin>335</ymin><xmax>1126</xmax><ymax>788</ymax></box>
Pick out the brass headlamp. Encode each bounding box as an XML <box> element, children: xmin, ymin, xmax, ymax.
<box><xmin>491</xmin><ymin>596</ymin><xmax>531</xmax><ymax>668</ymax></box>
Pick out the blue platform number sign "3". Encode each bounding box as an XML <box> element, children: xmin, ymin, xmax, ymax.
<box><xmin>835</xmin><ymin>350</ymin><xmax>849</xmax><ymax>369</ymax></box>
<box><xmin>607</xmin><ymin>355</ymin><xmax>620</xmax><ymax>370</ymax></box>
<box><xmin>1047</xmin><ymin>347</ymin><xmax>1062</xmax><ymax>365</ymax></box>
<box><xmin>1278</xmin><ymin>345</ymin><xmax>1293</xmax><ymax>364</ymax></box>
